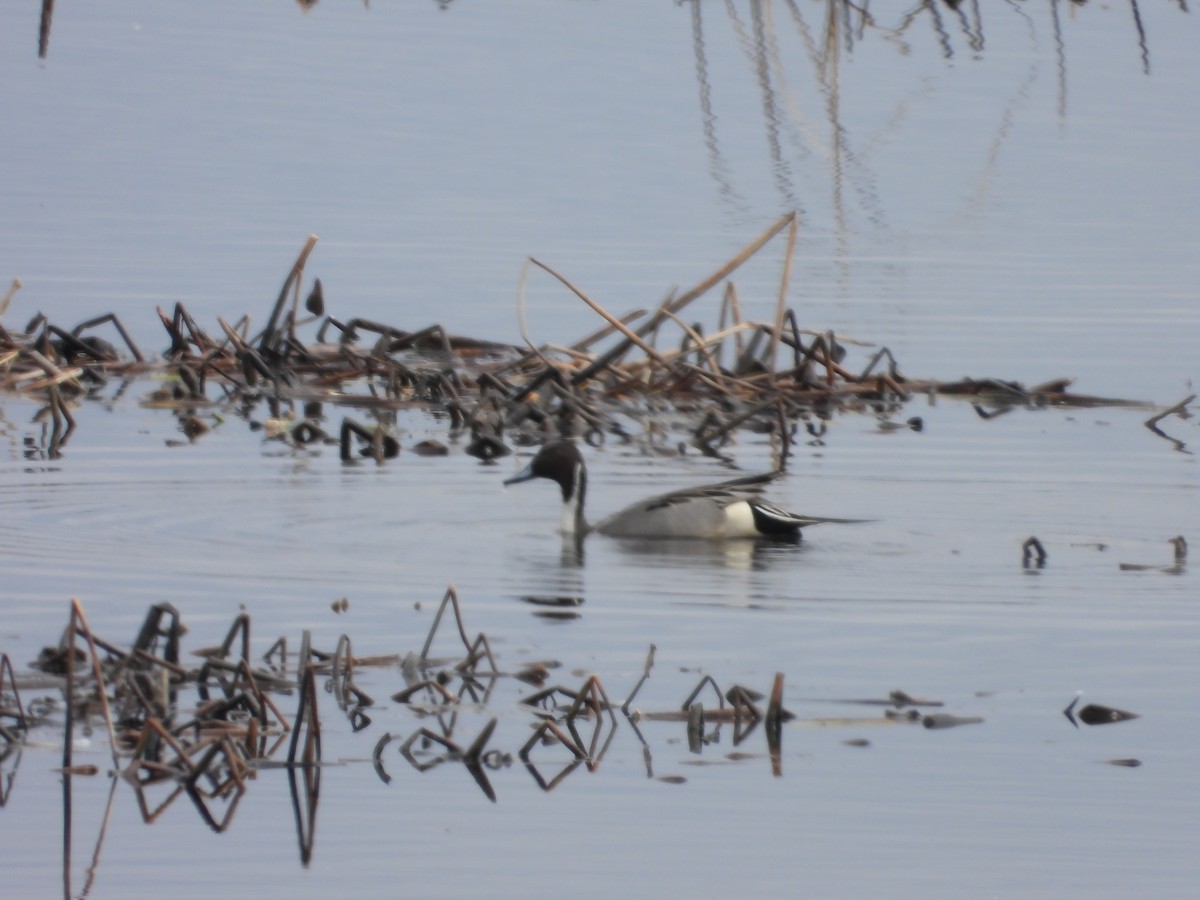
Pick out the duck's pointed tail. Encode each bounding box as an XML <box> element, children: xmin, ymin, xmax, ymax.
<box><xmin>749</xmin><ymin>500</ymin><xmax>872</xmax><ymax>534</ymax></box>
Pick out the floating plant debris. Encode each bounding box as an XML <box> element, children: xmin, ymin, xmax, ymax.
<box><xmin>1143</xmin><ymin>394</ymin><xmax>1194</xmax><ymax>454</ymax></box>
<box><xmin>1118</xmin><ymin>536</ymin><xmax>1188</xmax><ymax>574</ymax></box>
<box><xmin>1022</xmin><ymin>536</ymin><xmax>1048</xmax><ymax>569</ymax></box>
<box><xmin>0</xmin><ymin>586</ymin><xmax>1011</xmax><ymax>861</ymax></box>
<box><xmin>1064</xmin><ymin>694</ymin><xmax>1140</xmax><ymax>728</ymax></box>
<box><xmin>1074</xmin><ymin>705</ymin><xmax>1140</xmax><ymax>727</ymax></box>
<box><xmin>520</xmin><ymin>595</ymin><xmax>585</xmax><ymax>608</ymax></box>
<box><xmin>922</xmin><ymin>714</ymin><xmax>985</xmax><ymax>730</ymax></box>
<box><xmin>2</xmin><ymin>220</ymin><xmax>1161</xmax><ymax>466</ymax></box>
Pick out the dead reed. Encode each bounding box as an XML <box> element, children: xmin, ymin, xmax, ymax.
<box><xmin>0</xmin><ymin>586</ymin><xmax>1007</xmax><ymax>832</ymax></box>
<box><xmin>2</xmin><ymin>219</ymin><xmax>1164</xmax><ymax>463</ymax></box>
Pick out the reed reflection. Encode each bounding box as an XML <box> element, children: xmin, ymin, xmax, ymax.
<box><xmin>685</xmin><ymin>0</ymin><xmax>1179</xmax><ymax>231</ymax></box>
<box><xmin>606</xmin><ymin>533</ymin><xmax>804</xmax><ymax>572</ymax></box>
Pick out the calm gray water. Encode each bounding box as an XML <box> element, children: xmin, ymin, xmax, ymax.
<box><xmin>2</xmin><ymin>2</ymin><xmax>1198</xmax><ymax>898</ymax></box>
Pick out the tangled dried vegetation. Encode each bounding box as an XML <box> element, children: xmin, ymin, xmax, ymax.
<box><xmin>1</xmin><ymin>214</ymin><xmax>1163</xmax><ymax>463</ymax></box>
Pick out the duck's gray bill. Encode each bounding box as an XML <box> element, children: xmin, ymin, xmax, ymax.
<box><xmin>503</xmin><ymin>463</ymin><xmax>536</xmax><ymax>486</ymax></box>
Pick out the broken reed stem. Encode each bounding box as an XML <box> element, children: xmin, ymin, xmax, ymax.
<box><xmin>464</xmin><ymin>718</ymin><xmax>498</xmax><ymax>766</ymax></box>
<box><xmin>0</xmin><ymin>277</ymin><xmax>21</xmax><ymax>317</ymax></box>
<box><xmin>618</xmin><ymin>326</ymin><xmax>766</xmax><ymax>394</ymax></box>
<box><xmin>527</xmin><ymin>257</ymin><xmax>674</xmax><ymax>371</ymax></box>
<box><xmin>0</xmin><ymin>654</ymin><xmax>27</xmax><ymax>729</ymax></box>
<box><xmin>641</xmin><ymin>706</ymin><xmax>762</xmax><ymax>724</ymax></box>
<box><xmin>216</xmin><ymin>316</ymin><xmax>252</xmax><ymax>353</ymax></box>
<box><xmin>621</xmin><ymin>644</ymin><xmax>657</xmax><ymax>715</ymax></box>
<box><xmin>569</xmin><ymin>310</ymin><xmax>647</xmax><ymax>353</ymax></box>
<box><xmin>660</xmin><ymin>309</ymin><xmax>724</xmax><ymax>379</ymax></box>
<box><xmin>1145</xmin><ymin>394</ymin><xmax>1194</xmax><ymax>427</ymax></box>
<box><xmin>718</xmin><ymin>281</ymin><xmax>745</xmax><ymax>362</ymax></box>
<box><xmin>539</xmin><ymin>343</ymin><xmax>598</xmax><ymax>365</ymax></box>
<box><xmin>70</xmin><ymin>599</ymin><xmax>122</xmax><ymax>770</ymax></box>
<box><xmin>790</xmin><ymin>345</ymin><xmax>863</xmax><ymax>388</ymax></box>
<box><xmin>79</xmin><ymin>774</ymin><xmax>119</xmax><ymax>898</ymax></box>
<box><xmin>104</xmin><ymin>313</ymin><xmax>145</xmax><ymax>363</ymax></box>
<box><xmin>665</xmin><ymin>211</ymin><xmax>797</xmax><ymax>320</ymax></box>
<box><xmin>514</xmin><ymin>258</ymin><xmax>561</xmax><ymax>377</ymax></box>
<box><xmin>767</xmin><ymin>213</ymin><xmax>799</xmax><ymax>373</ymax></box>
<box><xmin>515</xmin><ymin>258</ymin><xmax>537</xmax><ymax>353</ymax></box>
<box><xmin>765</xmin><ymin>672</ymin><xmax>785</xmax><ymax>730</ymax></box>
<box><xmin>565</xmin><ymin>212</ymin><xmax>796</xmax><ymax>387</ymax></box>
<box><xmin>63</xmin><ymin>608</ymin><xmax>76</xmax><ymax>774</ymax></box>
<box><xmin>696</xmin><ymin>395</ymin><xmax>784</xmax><ymax>444</ymax></box>
<box><xmin>664</xmin><ymin>361</ymin><xmax>740</xmax><ymax>397</ymax></box>
<box><xmin>1022</xmin><ymin>537</ymin><xmax>1048</xmax><ymax>567</ymax></box>
<box><xmin>19</xmin><ymin>368</ymin><xmax>85</xmax><ymax>392</ymax></box>
<box><xmin>260</xmin><ymin>234</ymin><xmax>319</xmax><ymax>353</ymax></box>
<box><xmin>26</xmin><ymin>348</ymin><xmax>69</xmax><ymax>379</ymax></box>
<box><xmin>174</xmin><ymin>303</ymin><xmax>215</xmax><ymax>353</ymax></box>
<box><xmin>419</xmin><ymin>585</ymin><xmax>474</xmax><ymax>661</ymax></box>
<box><xmin>287</xmin><ymin>662</ymin><xmax>321</xmax><ymax>767</ymax></box>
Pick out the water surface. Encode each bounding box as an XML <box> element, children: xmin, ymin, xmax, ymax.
<box><xmin>1</xmin><ymin>2</ymin><xmax>1198</xmax><ymax>898</ymax></box>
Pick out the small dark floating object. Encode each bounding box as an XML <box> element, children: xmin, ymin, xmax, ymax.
<box><xmin>657</xmin><ymin>775</ymin><xmax>687</xmax><ymax>785</ymax></box>
<box><xmin>1077</xmin><ymin>703</ymin><xmax>1139</xmax><ymax>726</ymax></box>
<box><xmin>889</xmin><ymin>689</ymin><xmax>943</xmax><ymax>708</ymax></box>
<box><xmin>180</xmin><ymin>415</ymin><xmax>208</xmax><ymax>440</ymax></box>
<box><xmin>883</xmin><ymin>415</ymin><xmax>926</xmax><ymax>434</ymax></box>
<box><xmin>33</xmin><ymin>645</ymin><xmax>87</xmax><ymax>674</ymax></box>
<box><xmin>515</xmin><ymin>663</ymin><xmax>551</xmax><ymax>686</ymax></box>
<box><xmin>372</xmin><ymin>732</ymin><xmax>394</xmax><ymax>784</ymax></box>
<box><xmin>521</xmin><ymin>595</ymin><xmax>584</xmax><ymax>607</ymax></box>
<box><xmin>360</xmin><ymin>434</ymin><xmax>400</xmax><ymax>459</ymax></box>
<box><xmin>922</xmin><ymin>714</ymin><xmax>984</xmax><ymax>730</ymax></box>
<box><xmin>843</xmin><ymin>738</ymin><xmax>871</xmax><ymax>748</ymax></box>
<box><xmin>56</xmin><ymin>765</ymin><xmax>100</xmax><ymax>776</ymax></box>
<box><xmin>1022</xmin><ymin>536</ymin><xmax>1047</xmax><ymax>569</ymax></box>
<box><xmin>411</xmin><ymin>439</ymin><xmax>449</xmax><ymax>456</ymax></box>
<box><xmin>1108</xmin><ymin>758</ymin><xmax>1142</xmax><ymax>768</ymax></box>
<box><xmin>726</xmin><ymin>685</ymin><xmax>764</xmax><ymax>705</ymax></box>
<box><xmin>531</xmin><ymin>610</ymin><xmax>581</xmax><ymax>622</ymax></box>
<box><xmin>291</xmin><ymin>421</ymin><xmax>328</xmax><ymax>444</ymax></box>
<box><xmin>466</xmin><ymin>434</ymin><xmax>510</xmax><ymax>460</ymax></box>
<box><xmin>305</xmin><ymin>278</ymin><xmax>324</xmax><ymax>316</ymax></box>
<box><xmin>884</xmin><ymin>708</ymin><xmax>921</xmax><ymax>721</ymax></box>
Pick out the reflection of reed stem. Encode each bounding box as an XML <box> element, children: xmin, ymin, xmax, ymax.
<box><xmin>39</xmin><ymin>0</ymin><xmax>55</xmax><ymax>59</ymax></box>
<box><xmin>1129</xmin><ymin>0</ymin><xmax>1150</xmax><ymax>75</ymax></box>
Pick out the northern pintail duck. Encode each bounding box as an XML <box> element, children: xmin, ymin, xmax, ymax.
<box><xmin>504</xmin><ymin>440</ymin><xmax>860</xmax><ymax>540</ymax></box>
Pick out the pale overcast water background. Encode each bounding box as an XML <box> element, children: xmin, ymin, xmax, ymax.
<box><xmin>1</xmin><ymin>2</ymin><xmax>1197</xmax><ymax>898</ymax></box>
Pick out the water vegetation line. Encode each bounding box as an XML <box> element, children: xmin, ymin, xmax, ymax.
<box><xmin>0</xmin><ymin>586</ymin><xmax>1150</xmax><ymax>886</ymax></box>
<box><xmin>2</xmin><ymin>589</ymin><xmax>1015</xmax><ymax>853</ymax></box>
<box><xmin>1</xmin><ymin>218</ymin><xmax>1169</xmax><ymax>463</ymax></box>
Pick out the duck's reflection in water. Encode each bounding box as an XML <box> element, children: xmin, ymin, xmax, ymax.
<box><xmin>601</xmin><ymin>533</ymin><xmax>805</xmax><ymax>572</ymax></box>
